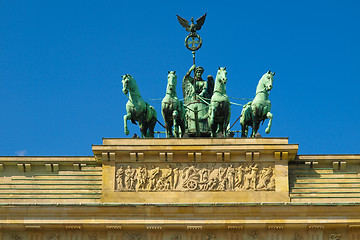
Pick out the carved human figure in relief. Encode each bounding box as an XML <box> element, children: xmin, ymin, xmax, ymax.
<box><xmin>182</xmin><ymin>165</ymin><xmax>201</xmax><ymax>190</ymax></box>
<box><xmin>217</xmin><ymin>166</ymin><xmax>227</xmax><ymax>190</ymax></box>
<box><xmin>136</xmin><ymin>165</ymin><xmax>148</xmax><ymax>190</ymax></box>
<box><xmin>148</xmin><ymin>165</ymin><xmax>160</xmax><ymax>190</ymax></box>
<box><xmin>249</xmin><ymin>164</ymin><xmax>259</xmax><ymax>190</ymax></box>
<box><xmin>206</xmin><ymin>167</ymin><xmax>218</xmax><ymax>191</ymax></box>
<box><xmin>242</xmin><ymin>166</ymin><xmax>252</xmax><ymax>190</ymax></box>
<box><xmin>267</xmin><ymin>169</ymin><xmax>275</xmax><ymax>190</ymax></box>
<box><xmin>235</xmin><ymin>165</ymin><xmax>244</xmax><ymax>189</ymax></box>
<box><xmin>116</xmin><ymin>165</ymin><xmax>125</xmax><ymax>190</ymax></box>
<box><xmin>156</xmin><ymin>165</ymin><xmax>173</xmax><ymax>190</ymax></box>
<box><xmin>199</xmin><ymin>167</ymin><xmax>210</xmax><ymax>189</ymax></box>
<box><xmin>227</xmin><ymin>164</ymin><xmax>235</xmax><ymax>190</ymax></box>
<box><xmin>257</xmin><ymin>166</ymin><xmax>273</xmax><ymax>190</ymax></box>
<box><xmin>173</xmin><ymin>167</ymin><xmax>179</xmax><ymax>189</ymax></box>
<box><xmin>125</xmin><ymin>165</ymin><xmax>136</xmax><ymax>190</ymax></box>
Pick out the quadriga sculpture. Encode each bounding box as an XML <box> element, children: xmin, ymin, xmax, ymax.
<box><xmin>208</xmin><ymin>67</ymin><xmax>231</xmax><ymax>137</ymax></box>
<box><xmin>122</xmin><ymin>74</ymin><xmax>157</xmax><ymax>138</ymax></box>
<box><xmin>240</xmin><ymin>70</ymin><xmax>275</xmax><ymax>137</ymax></box>
<box><xmin>161</xmin><ymin>71</ymin><xmax>186</xmax><ymax>138</ymax></box>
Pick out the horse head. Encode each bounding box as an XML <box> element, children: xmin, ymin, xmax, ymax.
<box><xmin>216</xmin><ymin>67</ymin><xmax>227</xmax><ymax>85</ymax></box>
<box><xmin>263</xmin><ymin>70</ymin><xmax>275</xmax><ymax>91</ymax></box>
<box><xmin>121</xmin><ymin>74</ymin><xmax>132</xmax><ymax>95</ymax></box>
<box><xmin>166</xmin><ymin>71</ymin><xmax>177</xmax><ymax>94</ymax></box>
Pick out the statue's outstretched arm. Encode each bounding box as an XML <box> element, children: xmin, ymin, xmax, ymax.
<box><xmin>185</xmin><ymin>64</ymin><xmax>196</xmax><ymax>77</ymax></box>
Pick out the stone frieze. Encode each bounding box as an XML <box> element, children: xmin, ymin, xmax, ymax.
<box><xmin>115</xmin><ymin>163</ymin><xmax>275</xmax><ymax>192</ymax></box>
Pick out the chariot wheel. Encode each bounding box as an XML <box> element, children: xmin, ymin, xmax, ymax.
<box><xmin>187</xmin><ymin>180</ymin><xmax>198</xmax><ymax>190</ymax></box>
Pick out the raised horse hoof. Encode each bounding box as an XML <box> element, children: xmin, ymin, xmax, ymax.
<box><xmin>265</xmin><ymin>128</ymin><xmax>271</xmax><ymax>134</ymax></box>
<box><xmin>125</xmin><ymin>129</ymin><xmax>130</xmax><ymax>135</ymax></box>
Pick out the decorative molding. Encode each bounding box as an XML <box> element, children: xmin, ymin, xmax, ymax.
<box><xmin>227</xmin><ymin>226</ymin><xmax>243</xmax><ymax>230</ymax></box>
<box><xmin>106</xmin><ymin>226</ymin><xmax>122</xmax><ymax>230</ymax></box>
<box><xmin>340</xmin><ymin>161</ymin><xmax>346</xmax><ymax>170</ymax></box>
<box><xmin>146</xmin><ymin>226</ymin><xmax>162</xmax><ymax>230</ymax></box>
<box><xmin>329</xmin><ymin>234</ymin><xmax>341</xmax><ymax>240</ymax></box>
<box><xmin>73</xmin><ymin>163</ymin><xmax>80</xmax><ymax>170</ymax></box>
<box><xmin>308</xmin><ymin>225</ymin><xmax>324</xmax><ymax>229</ymax></box>
<box><xmin>187</xmin><ymin>226</ymin><xmax>202</xmax><ymax>230</ymax></box>
<box><xmin>115</xmin><ymin>163</ymin><xmax>275</xmax><ymax>192</ymax></box>
<box><xmin>24</xmin><ymin>226</ymin><xmax>41</xmax><ymax>230</ymax></box>
<box><xmin>17</xmin><ymin>163</ymin><xmax>25</xmax><ymax>172</ymax></box>
<box><xmin>349</xmin><ymin>225</ymin><xmax>360</xmax><ymax>229</ymax></box>
<box><xmin>268</xmin><ymin>225</ymin><xmax>284</xmax><ymax>230</ymax></box>
<box><xmin>217</xmin><ymin>152</ymin><xmax>231</xmax><ymax>161</ymax></box>
<box><xmin>65</xmin><ymin>225</ymin><xmax>82</xmax><ymax>230</ymax></box>
<box><xmin>159</xmin><ymin>153</ymin><xmax>173</xmax><ymax>161</ymax></box>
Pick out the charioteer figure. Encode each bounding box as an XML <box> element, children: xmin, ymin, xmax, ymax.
<box><xmin>183</xmin><ymin>64</ymin><xmax>214</xmax><ymax>105</ymax></box>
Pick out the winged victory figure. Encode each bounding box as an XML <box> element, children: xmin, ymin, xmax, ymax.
<box><xmin>177</xmin><ymin>13</ymin><xmax>207</xmax><ymax>33</ymax></box>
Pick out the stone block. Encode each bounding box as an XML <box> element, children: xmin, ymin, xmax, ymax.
<box><xmin>109</xmin><ymin>152</ymin><xmax>116</xmax><ymax>161</ymax></box>
<box><xmin>216</xmin><ymin>153</ymin><xmax>223</xmax><ymax>161</ymax></box>
<box><xmin>246</xmin><ymin>152</ymin><xmax>252</xmax><ymax>161</ymax></box>
<box><xmin>274</xmin><ymin>152</ymin><xmax>281</xmax><ymax>160</ymax></box>
<box><xmin>340</xmin><ymin>161</ymin><xmax>347</xmax><ymax>170</ymax></box>
<box><xmin>253</xmin><ymin>152</ymin><xmax>260</xmax><ymax>160</ymax></box>
<box><xmin>102</xmin><ymin>152</ymin><xmax>109</xmax><ymax>161</ymax></box>
<box><xmin>159</xmin><ymin>153</ymin><xmax>166</xmax><ymax>161</ymax></box>
<box><xmin>282</xmin><ymin>152</ymin><xmax>289</xmax><ymax>160</ymax></box>
<box><xmin>17</xmin><ymin>163</ymin><xmax>25</xmax><ymax>172</ymax></box>
<box><xmin>130</xmin><ymin>153</ymin><xmax>137</xmax><ymax>161</ymax></box>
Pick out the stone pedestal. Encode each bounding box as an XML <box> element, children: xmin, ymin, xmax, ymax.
<box><xmin>92</xmin><ymin>138</ymin><xmax>298</xmax><ymax>204</ymax></box>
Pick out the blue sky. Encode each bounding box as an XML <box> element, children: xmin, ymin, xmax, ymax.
<box><xmin>0</xmin><ymin>0</ymin><xmax>359</xmax><ymax>156</ymax></box>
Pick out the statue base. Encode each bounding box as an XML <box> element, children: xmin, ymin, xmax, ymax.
<box><xmin>93</xmin><ymin>137</ymin><xmax>298</xmax><ymax>204</ymax></box>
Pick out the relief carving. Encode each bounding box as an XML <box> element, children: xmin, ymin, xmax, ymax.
<box><xmin>126</xmin><ymin>233</ymin><xmax>141</xmax><ymax>240</ymax></box>
<box><xmin>47</xmin><ymin>234</ymin><xmax>60</xmax><ymax>240</ymax></box>
<box><xmin>88</xmin><ymin>233</ymin><xmax>97</xmax><ymax>240</ymax></box>
<box><xmin>11</xmin><ymin>234</ymin><xmax>22</xmax><ymax>240</ymax></box>
<box><xmin>116</xmin><ymin>163</ymin><xmax>275</xmax><ymax>192</ymax></box>
<box><xmin>294</xmin><ymin>233</ymin><xmax>303</xmax><ymax>240</ymax></box>
<box><xmin>329</xmin><ymin>234</ymin><xmax>341</xmax><ymax>240</ymax></box>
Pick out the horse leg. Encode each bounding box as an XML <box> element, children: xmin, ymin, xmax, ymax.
<box><xmin>164</xmin><ymin>116</ymin><xmax>173</xmax><ymax>138</ymax></box>
<box><xmin>240</xmin><ymin>116</ymin><xmax>247</xmax><ymax>137</ymax></box>
<box><xmin>225</xmin><ymin>106</ymin><xmax>231</xmax><ymax>137</ymax></box>
<box><xmin>265</xmin><ymin>112</ymin><xmax>273</xmax><ymax>134</ymax></box>
<box><xmin>252</xmin><ymin>120</ymin><xmax>260</xmax><ymax>137</ymax></box>
<box><xmin>149</xmin><ymin>109</ymin><xmax>157</xmax><ymax>138</ymax></box>
<box><xmin>180</xmin><ymin>119</ymin><xmax>186</xmax><ymax>138</ymax></box>
<box><xmin>148</xmin><ymin>122</ymin><xmax>155</xmax><ymax>138</ymax></box>
<box><xmin>173</xmin><ymin>110</ymin><xmax>179</xmax><ymax>138</ymax></box>
<box><xmin>138</xmin><ymin>117</ymin><xmax>149</xmax><ymax>138</ymax></box>
<box><xmin>123</xmin><ymin>114</ymin><xmax>131</xmax><ymax>135</ymax></box>
<box><xmin>209</xmin><ymin>107</ymin><xmax>217</xmax><ymax>138</ymax></box>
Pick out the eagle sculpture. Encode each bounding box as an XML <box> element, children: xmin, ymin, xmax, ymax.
<box><xmin>177</xmin><ymin>13</ymin><xmax>207</xmax><ymax>33</ymax></box>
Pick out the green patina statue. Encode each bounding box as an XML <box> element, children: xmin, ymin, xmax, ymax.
<box><xmin>120</xmin><ymin>14</ymin><xmax>277</xmax><ymax>138</ymax></box>
<box><xmin>208</xmin><ymin>67</ymin><xmax>231</xmax><ymax>137</ymax></box>
<box><xmin>182</xmin><ymin>64</ymin><xmax>214</xmax><ymax>136</ymax></box>
<box><xmin>161</xmin><ymin>71</ymin><xmax>186</xmax><ymax>138</ymax></box>
<box><xmin>122</xmin><ymin>74</ymin><xmax>157</xmax><ymax>138</ymax></box>
<box><xmin>240</xmin><ymin>71</ymin><xmax>275</xmax><ymax>137</ymax></box>
<box><xmin>182</xmin><ymin>64</ymin><xmax>213</xmax><ymax>104</ymax></box>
